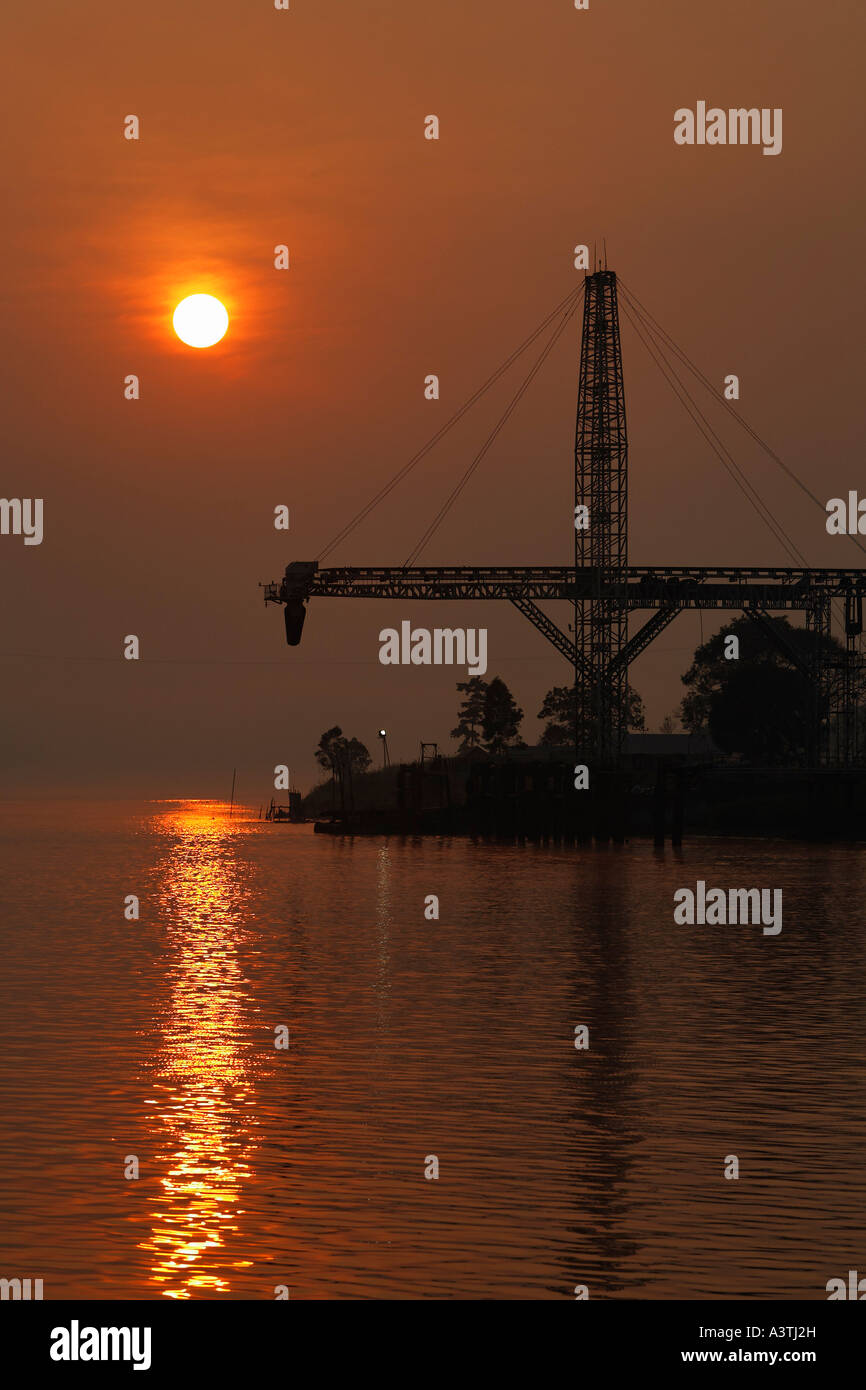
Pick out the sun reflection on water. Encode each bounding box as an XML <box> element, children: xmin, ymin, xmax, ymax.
<box><xmin>140</xmin><ymin>802</ymin><xmax>263</xmax><ymax>1299</ymax></box>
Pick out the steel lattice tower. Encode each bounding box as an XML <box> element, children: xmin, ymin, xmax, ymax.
<box><xmin>574</xmin><ymin>269</ymin><xmax>629</xmax><ymax>764</ymax></box>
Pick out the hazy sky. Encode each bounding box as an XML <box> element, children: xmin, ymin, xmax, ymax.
<box><xmin>2</xmin><ymin>0</ymin><xmax>865</xmax><ymax>799</ymax></box>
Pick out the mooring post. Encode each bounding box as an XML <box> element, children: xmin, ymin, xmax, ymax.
<box><xmin>671</xmin><ymin>770</ymin><xmax>684</xmax><ymax>847</ymax></box>
<box><xmin>653</xmin><ymin>762</ymin><xmax>666</xmax><ymax>847</ymax></box>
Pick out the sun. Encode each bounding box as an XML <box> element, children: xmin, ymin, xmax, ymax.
<box><xmin>172</xmin><ymin>294</ymin><xmax>229</xmax><ymax>348</ymax></box>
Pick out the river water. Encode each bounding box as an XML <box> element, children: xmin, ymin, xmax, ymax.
<box><xmin>0</xmin><ymin>800</ymin><xmax>863</xmax><ymax>1300</ymax></box>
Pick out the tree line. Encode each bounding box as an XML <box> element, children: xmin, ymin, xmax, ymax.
<box><xmin>449</xmin><ymin>676</ymin><xmax>646</xmax><ymax>753</ymax></box>
<box><xmin>313</xmin><ymin>614</ymin><xmax>862</xmax><ymax>776</ymax></box>
<box><xmin>312</xmin><ymin>676</ymin><xmax>646</xmax><ymax>771</ymax></box>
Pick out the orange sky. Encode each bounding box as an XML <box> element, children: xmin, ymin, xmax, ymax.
<box><xmin>2</xmin><ymin>0</ymin><xmax>865</xmax><ymax>796</ymax></box>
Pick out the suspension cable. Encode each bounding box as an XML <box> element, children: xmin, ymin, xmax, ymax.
<box><xmin>403</xmin><ymin>294</ymin><xmax>582</xmax><ymax>567</ymax></box>
<box><xmin>620</xmin><ymin>295</ymin><xmax>808</xmax><ymax>567</ymax></box>
<box><xmin>618</xmin><ymin>276</ymin><xmax>866</xmax><ymax>562</ymax></box>
<box><xmin>621</xmin><ymin>287</ymin><xmax>851</xmax><ymax>637</ymax></box>
<box><xmin>316</xmin><ymin>283</ymin><xmax>584</xmax><ymax>562</ymax></box>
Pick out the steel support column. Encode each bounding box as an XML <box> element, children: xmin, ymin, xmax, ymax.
<box><xmin>806</xmin><ymin>594</ymin><xmax>832</xmax><ymax>766</ymax></box>
<box><xmin>574</xmin><ymin>270</ymin><xmax>628</xmax><ymax>763</ymax></box>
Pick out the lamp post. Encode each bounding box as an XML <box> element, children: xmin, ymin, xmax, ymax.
<box><xmin>378</xmin><ymin>729</ymin><xmax>391</xmax><ymax>768</ymax></box>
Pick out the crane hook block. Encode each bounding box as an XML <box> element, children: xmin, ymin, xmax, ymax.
<box><xmin>284</xmin><ymin>599</ymin><xmax>307</xmax><ymax>646</ymax></box>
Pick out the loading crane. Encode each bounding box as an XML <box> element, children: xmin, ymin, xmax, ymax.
<box><xmin>262</xmin><ymin>269</ymin><xmax>866</xmax><ymax>766</ymax></box>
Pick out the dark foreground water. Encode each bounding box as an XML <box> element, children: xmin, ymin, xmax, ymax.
<box><xmin>0</xmin><ymin>800</ymin><xmax>863</xmax><ymax>1300</ymax></box>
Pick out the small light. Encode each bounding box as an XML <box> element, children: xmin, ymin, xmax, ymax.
<box><xmin>378</xmin><ymin>729</ymin><xmax>387</xmax><ymax>737</ymax></box>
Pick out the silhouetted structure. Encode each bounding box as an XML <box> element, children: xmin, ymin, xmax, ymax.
<box><xmin>574</xmin><ymin>268</ymin><xmax>629</xmax><ymax>762</ymax></box>
<box><xmin>263</xmin><ymin>267</ymin><xmax>866</xmax><ymax>768</ymax></box>
<box><xmin>265</xmin><ymin>793</ymin><xmax>303</xmax><ymax>822</ymax></box>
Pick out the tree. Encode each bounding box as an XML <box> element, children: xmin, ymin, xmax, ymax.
<box><xmin>451</xmin><ymin>676</ymin><xmax>488</xmax><ymax>752</ymax></box>
<box><xmin>343</xmin><ymin>738</ymin><xmax>372</xmax><ymax>774</ymax></box>
<box><xmin>537</xmin><ymin>683</ymin><xmax>645</xmax><ymax>745</ymax></box>
<box><xmin>315</xmin><ymin>726</ymin><xmax>344</xmax><ymax>776</ymax></box>
<box><xmin>659</xmin><ymin>712</ymin><xmax>679</xmax><ymax>735</ymax></box>
<box><xmin>481</xmin><ymin>676</ymin><xmax>524</xmax><ymax>754</ymax></box>
<box><xmin>314</xmin><ymin>726</ymin><xmax>372</xmax><ymax>778</ymax></box>
<box><xmin>537</xmin><ymin>686</ymin><xmax>573</xmax><ymax>745</ymax></box>
<box><xmin>679</xmin><ymin>615</ymin><xmax>846</xmax><ymax>766</ymax></box>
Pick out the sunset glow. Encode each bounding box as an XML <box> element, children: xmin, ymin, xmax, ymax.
<box><xmin>172</xmin><ymin>294</ymin><xmax>229</xmax><ymax>348</ymax></box>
